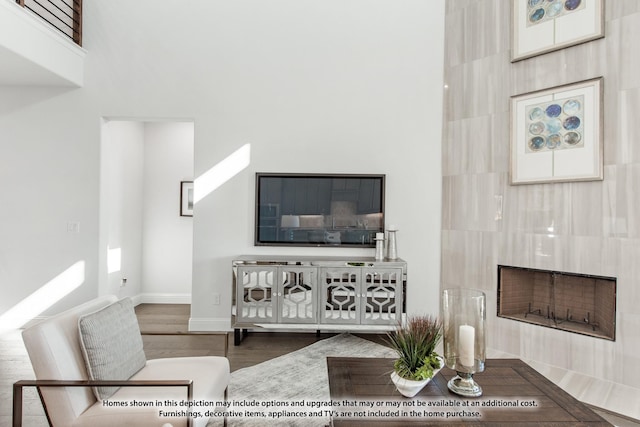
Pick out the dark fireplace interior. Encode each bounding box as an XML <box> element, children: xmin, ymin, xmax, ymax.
<box><xmin>497</xmin><ymin>265</ymin><xmax>616</xmax><ymax>341</ymax></box>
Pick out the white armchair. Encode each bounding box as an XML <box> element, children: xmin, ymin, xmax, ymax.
<box><xmin>13</xmin><ymin>295</ymin><xmax>230</xmax><ymax>427</ymax></box>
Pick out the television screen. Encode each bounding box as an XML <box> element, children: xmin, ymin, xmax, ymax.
<box><xmin>255</xmin><ymin>173</ymin><xmax>385</xmax><ymax>247</ymax></box>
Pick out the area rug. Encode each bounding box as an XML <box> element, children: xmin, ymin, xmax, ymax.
<box><xmin>207</xmin><ymin>333</ymin><xmax>395</xmax><ymax>427</ymax></box>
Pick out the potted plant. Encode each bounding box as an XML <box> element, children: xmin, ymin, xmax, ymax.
<box><xmin>387</xmin><ymin>314</ymin><xmax>443</xmax><ymax>397</ymax></box>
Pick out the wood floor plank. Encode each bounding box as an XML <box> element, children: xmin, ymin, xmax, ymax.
<box><xmin>135</xmin><ymin>303</ymin><xmax>191</xmax><ymax>333</ymax></box>
<box><xmin>142</xmin><ymin>333</ymin><xmax>227</xmax><ymax>359</ymax></box>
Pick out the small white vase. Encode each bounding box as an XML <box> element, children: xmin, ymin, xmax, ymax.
<box><xmin>390</xmin><ymin>357</ymin><xmax>443</xmax><ymax>398</ymax></box>
<box><xmin>390</xmin><ymin>371</ymin><xmax>430</xmax><ymax>397</ymax></box>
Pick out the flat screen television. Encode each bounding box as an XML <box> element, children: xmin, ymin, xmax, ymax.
<box><xmin>255</xmin><ymin>173</ymin><xmax>385</xmax><ymax>247</ymax></box>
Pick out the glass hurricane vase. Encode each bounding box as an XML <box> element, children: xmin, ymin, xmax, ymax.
<box><xmin>441</xmin><ymin>288</ymin><xmax>486</xmax><ymax>397</ymax></box>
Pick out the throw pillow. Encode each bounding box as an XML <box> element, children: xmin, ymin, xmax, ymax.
<box><xmin>78</xmin><ymin>297</ymin><xmax>146</xmax><ymax>400</ymax></box>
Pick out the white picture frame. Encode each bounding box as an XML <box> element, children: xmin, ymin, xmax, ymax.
<box><xmin>510</xmin><ymin>77</ymin><xmax>603</xmax><ymax>185</ymax></box>
<box><xmin>511</xmin><ymin>0</ymin><xmax>604</xmax><ymax>62</ymax></box>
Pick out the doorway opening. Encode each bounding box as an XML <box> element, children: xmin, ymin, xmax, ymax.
<box><xmin>99</xmin><ymin>119</ymin><xmax>195</xmax><ymax>302</ymax></box>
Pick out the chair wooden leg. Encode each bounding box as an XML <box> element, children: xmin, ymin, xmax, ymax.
<box><xmin>12</xmin><ymin>383</ymin><xmax>23</xmax><ymax>427</ymax></box>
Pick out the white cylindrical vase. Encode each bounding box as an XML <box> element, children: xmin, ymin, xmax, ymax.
<box><xmin>386</xmin><ymin>226</ymin><xmax>398</xmax><ymax>260</ymax></box>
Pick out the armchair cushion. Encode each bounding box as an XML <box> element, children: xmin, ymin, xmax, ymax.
<box><xmin>78</xmin><ymin>297</ymin><xmax>146</xmax><ymax>399</ymax></box>
<box><xmin>76</xmin><ymin>356</ymin><xmax>230</xmax><ymax>427</ymax></box>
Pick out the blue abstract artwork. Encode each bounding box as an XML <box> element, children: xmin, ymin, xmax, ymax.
<box><xmin>525</xmin><ymin>95</ymin><xmax>584</xmax><ymax>153</ymax></box>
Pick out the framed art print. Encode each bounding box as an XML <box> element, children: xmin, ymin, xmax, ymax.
<box><xmin>511</xmin><ymin>0</ymin><xmax>604</xmax><ymax>62</ymax></box>
<box><xmin>510</xmin><ymin>77</ymin><xmax>603</xmax><ymax>185</ymax></box>
<box><xmin>180</xmin><ymin>181</ymin><xmax>194</xmax><ymax>216</ymax></box>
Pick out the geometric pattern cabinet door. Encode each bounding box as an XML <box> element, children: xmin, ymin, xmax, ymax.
<box><xmin>231</xmin><ymin>257</ymin><xmax>407</xmax><ymax>346</ymax></box>
<box><xmin>278</xmin><ymin>266</ymin><xmax>318</xmax><ymax>323</ymax></box>
<box><xmin>361</xmin><ymin>267</ymin><xmax>403</xmax><ymax>325</ymax></box>
<box><xmin>236</xmin><ymin>265</ymin><xmax>279</xmax><ymax>324</ymax></box>
<box><xmin>319</xmin><ymin>267</ymin><xmax>360</xmax><ymax>325</ymax></box>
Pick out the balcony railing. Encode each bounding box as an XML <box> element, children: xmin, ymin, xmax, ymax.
<box><xmin>15</xmin><ymin>0</ymin><xmax>82</xmax><ymax>46</ymax></box>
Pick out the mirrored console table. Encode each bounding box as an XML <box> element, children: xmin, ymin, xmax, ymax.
<box><xmin>231</xmin><ymin>256</ymin><xmax>407</xmax><ymax>345</ymax></box>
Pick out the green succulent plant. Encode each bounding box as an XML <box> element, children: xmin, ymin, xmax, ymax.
<box><xmin>387</xmin><ymin>315</ymin><xmax>442</xmax><ymax>381</ymax></box>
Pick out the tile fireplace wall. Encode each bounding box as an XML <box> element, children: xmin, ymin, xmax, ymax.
<box><xmin>441</xmin><ymin>1</ymin><xmax>640</xmax><ymax>420</ymax></box>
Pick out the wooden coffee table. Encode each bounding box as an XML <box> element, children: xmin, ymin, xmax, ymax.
<box><xmin>326</xmin><ymin>357</ymin><xmax>612</xmax><ymax>426</ymax></box>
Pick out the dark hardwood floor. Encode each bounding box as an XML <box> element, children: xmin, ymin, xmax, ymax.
<box><xmin>1</xmin><ymin>303</ymin><xmax>637</xmax><ymax>426</ymax></box>
<box><xmin>134</xmin><ymin>303</ymin><xmax>389</xmax><ymax>372</ymax></box>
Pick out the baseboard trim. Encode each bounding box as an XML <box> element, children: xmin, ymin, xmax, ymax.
<box><xmin>134</xmin><ymin>293</ymin><xmax>192</xmax><ymax>305</ymax></box>
<box><xmin>188</xmin><ymin>317</ymin><xmax>231</xmax><ymax>332</ymax></box>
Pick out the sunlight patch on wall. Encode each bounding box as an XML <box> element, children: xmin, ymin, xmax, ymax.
<box><xmin>194</xmin><ymin>143</ymin><xmax>251</xmax><ymax>204</ymax></box>
<box><xmin>107</xmin><ymin>246</ymin><xmax>122</xmax><ymax>274</ymax></box>
<box><xmin>0</xmin><ymin>261</ymin><xmax>85</xmax><ymax>333</ymax></box>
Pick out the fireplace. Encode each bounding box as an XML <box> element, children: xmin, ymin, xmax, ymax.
<box><xmin>497</xmin><ymin>265</ymin><xmax>616</xmax><ymax>341</ymax></box>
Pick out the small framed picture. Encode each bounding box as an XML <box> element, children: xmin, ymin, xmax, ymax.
<box><xmin>511</xmin><ymin>0</ymin><xmax>604</xmax><ymax>62</ymax></box>
<box><xmin>180</xmin><ymin>181</ymin><xmax>194</xmax><ymax>216</ymax></box>
<box><xmin>510</xmin><ymin>77</ymin><xmax>603</xmax><ymax>185</ymax></box>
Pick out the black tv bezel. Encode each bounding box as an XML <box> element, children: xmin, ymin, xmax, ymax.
<box><xmin>254</xmin><ymin>172</ymin><xmax>386</xmax><ymax>248</ymax></box>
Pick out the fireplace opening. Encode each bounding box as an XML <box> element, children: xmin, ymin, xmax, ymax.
<box><xmin>497</xmin><ymin>265</ymin><xmax>616</xmax><ymax>341</ymax></box>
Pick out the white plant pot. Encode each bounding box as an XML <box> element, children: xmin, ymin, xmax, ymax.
<box><xmin>390</xmin><ymin>357</ymin><xmax>443</xmax><ymax>398</ymax></box>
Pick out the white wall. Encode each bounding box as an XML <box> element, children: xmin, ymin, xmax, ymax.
<box><xmin>141</xmin><ymin>122</ymin><xmax>194</xmax><ymax>300</ymax></box>
<box><xmin>188</xmin><ymin>1</ymin><xmax>445</xmax><ymax>329</ymax></box>
<box><xmin>0</xmin><ymin>85</ymin><xmax>101</xmax><ymax>320</ymax></box>
<box><xmin>0</xmin><ymin>1</ymin><xmax>445</xmax><ymax>329</ymax></box>
<box><xmin>99</xmin><ymin>120</ymin><xmax>145</xmax><ymax>299</ymax></box>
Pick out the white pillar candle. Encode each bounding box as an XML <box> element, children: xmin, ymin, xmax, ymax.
<box><xmin>459</xmin><ymin>324</ymin><xmax>475</xmax><ymax>367</ymax></box>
